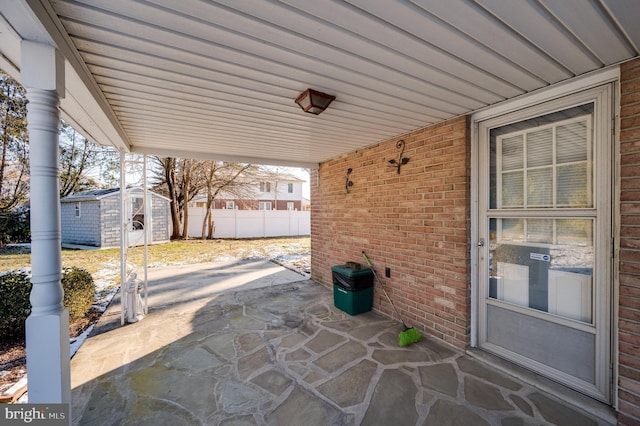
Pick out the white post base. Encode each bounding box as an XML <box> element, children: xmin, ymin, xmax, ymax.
<box><xmin>25</xmin><ymin>310</ymin><xmax>71</xmax><ymax>403</ymax></box>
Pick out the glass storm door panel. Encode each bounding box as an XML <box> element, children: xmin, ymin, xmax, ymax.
<box><xmin>477</xmin><ymin>86</ymin><xmax>612</xmax><ymax>402</ymax></box>
<box><xmin>128</xmin><ymin>195</ymin><xmax>146</xmax><ymax>247</ymax></box>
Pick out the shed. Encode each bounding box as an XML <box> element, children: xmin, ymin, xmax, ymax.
<box><xmin>61</xmin><ymin>188</ymin><xmax>171</xmax><ymax>248</ymax></box>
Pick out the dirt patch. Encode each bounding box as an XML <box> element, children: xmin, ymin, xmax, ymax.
<box><xmin>0</xmin><ymin>307</ymin><xmax>102</xmax><ymax>390</ymax></box>
<box><xmin>0</xmin><ymin>344</ymin><xmax>25</xmax><ymax>389</ymax></box>
<box><xmin>69</xmin><ymin>309</ymin><xmax>101</xmax><ymax>339</ymax></box>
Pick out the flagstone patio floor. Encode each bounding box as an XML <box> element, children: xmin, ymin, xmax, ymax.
<box><xmin>69</xmin><ymin>259</ymin><xmax>616</xmax><ymax>425</ymax></box>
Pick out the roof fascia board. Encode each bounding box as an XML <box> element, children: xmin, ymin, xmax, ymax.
<box><xmin>62</xmin><ymin>189</ymin><xmax>171</xmax><ymax>203</ymax></box>
<box><xmin>132</xmin><ymin>146</ymin><xmax>320</xmax><ymax>170</ymax></box>
<box><xmin>21</xmin><ymin>0</ymin><xmax>131</xmax><ymax>152</ymax></box>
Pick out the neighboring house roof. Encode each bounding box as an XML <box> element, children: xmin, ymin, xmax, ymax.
<box><xmin>248</xmin><ymin>172</ymin><xmax>305</xmax><ymax>183</ymax></box>
<box><xmin>61</xmin><ymin>188</ymin><xmax>170</xmax><ymax>203</ymax></box>
<box><xmin>191</xmin><ymin>173</ymin><xmax>306</xmax><ymax>202</ymax></box>
<box><xmin>266</xmin><ymin>173</ymin><xmax>305</xmax><ymax>182</ymax></box>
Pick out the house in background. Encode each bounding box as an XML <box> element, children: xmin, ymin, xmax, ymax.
<box><xmin>191</xmin><ymin>172</ymin><xmax>307</xmax><ymax>211</ymax></box>
<box><xmin>187</xmin><ymin>173</ymin><xmax>310</xmax><ymax>238</ymax></box>
<box><xmin>61</xmin><ymin>188</ymin><xmax>171</xmax><ymax>248</ymax></box>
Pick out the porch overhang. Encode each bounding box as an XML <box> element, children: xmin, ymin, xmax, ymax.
<box><xmin>1</xmin><ymin>1</ymin><xmax>639</xmax><ymax>168</ymax></box>
<box><xmin>2</xmin><ymin>0</ymin><xmax>640</xmax><ymax>413</ymax></box>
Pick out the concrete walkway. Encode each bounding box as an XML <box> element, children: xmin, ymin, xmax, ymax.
<box><xmin>70</xmin><ymin>259</ymin><xmax>615</xmax><ymax>425</ymax></box>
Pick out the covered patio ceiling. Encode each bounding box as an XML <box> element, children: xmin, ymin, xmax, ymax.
<box><xmin>1</xmin><ymin>1</ymin><xmax>639</xmax><ymax>168</ymax></box>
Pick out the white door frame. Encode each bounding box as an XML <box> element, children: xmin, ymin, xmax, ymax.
<box><xmin>470</xmin><ymin>67</ymin><xmax>619</xmax><ymax>403</ymax></box>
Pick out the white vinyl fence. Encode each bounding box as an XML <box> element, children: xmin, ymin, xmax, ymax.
<box><xmin>188</xmin><ymin>208</ymin><xmax>310</xmax><ymax>239</ymax></box>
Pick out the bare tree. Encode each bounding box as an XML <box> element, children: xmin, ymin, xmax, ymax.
<box><xmin>153</xmin><ymin>157</ymin><xmax>207</xmax><ymax>239</ymax></box>
<box><xmin>58</xmin><ymin>122</ymin><xmax>119</xmax><ymax>197</ymax></box>
<box><xmin>157</xmin><ymin>157</ymin><xmax>181</xmax><ymax>239</ymax></box>
<box><xmin>180</xmin><ymin>158</ymin><xmax>205</xmax><ymax>239</ymax></box>
<box><xmin>0</xmin><ymin>71</ymin><xmax>28</xmax><ymax>214</ymax></box>
<box><xmin>200</xmin><ymin>162</ymin><xmax>257</xmax><ymax>239</ymax></box>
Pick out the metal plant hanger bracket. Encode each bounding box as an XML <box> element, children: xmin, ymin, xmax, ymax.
<box><xmin>345</xmin><ymin>168</ymin><xmax>353</xmax><ymax>194</ymax></box>
<box><xmin>389</xmin><ymin>139</ymin><xmax>409</xmax><ymax>174</ymax></box>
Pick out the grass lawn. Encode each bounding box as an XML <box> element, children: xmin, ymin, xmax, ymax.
<box><xmin>0</xmin><ymin>237</ymin><xmax>311</xmax><ymax>275</ymax></box>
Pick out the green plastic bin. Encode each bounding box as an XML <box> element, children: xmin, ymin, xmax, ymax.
<box><xmin>332</xmin><ymin>265</ymin><xmax>374</xmax><ymax>315</ymax></box>
<box><xmin>333</xmin><ymin>285</ymin><xmax>373</xmax><ymax>315</ymax></box>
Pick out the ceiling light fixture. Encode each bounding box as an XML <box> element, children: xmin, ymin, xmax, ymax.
<box><xmin>295</xmin><ymin>89</ymin><xmax>336</xmax><ymax>115</ymax></box>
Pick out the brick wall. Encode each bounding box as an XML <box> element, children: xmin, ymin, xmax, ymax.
<box><xmin>274</xmin><ymin>200</ymin><xmax>301</xmax><ymax>211</ymax></box>
<box><xmin>311</xmin><ymin>116</ymin><xmax>471</xmax><ymax>349</ymax></box>
<box><xmin>619</xmin><ymin>57</ymin><xmax>640</xmax><ymax>425</ymax></box>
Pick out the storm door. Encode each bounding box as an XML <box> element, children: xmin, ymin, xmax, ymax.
<box><xmin>477</xmin><ymin>85</ymin><xmax>613</xmax><ymax>402</ymax></box>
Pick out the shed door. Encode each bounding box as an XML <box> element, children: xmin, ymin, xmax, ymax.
<box><xmin>127</xmin><ymin>194</ymin><xmax>147</xmax><ymax>247</ymax></box>
<box><xmin>477</xmin><ymin>85</ymin><xmax>613</xmax><ymax>402</ymax></box>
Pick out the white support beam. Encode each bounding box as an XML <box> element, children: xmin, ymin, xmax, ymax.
<box><xmin>21</xmin><ymin>40</ymin><xmax>70</xmax><ymax>404</ymax></box>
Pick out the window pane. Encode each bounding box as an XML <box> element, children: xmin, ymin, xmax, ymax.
<box><xmin>502</xmin><ymin>171</ymin><xmax>523</xmax><ymax>207</ymax></box>
<box><xmin>489</xmin><ymin>217</ymin><xmax>593</xmax><ymax>323</ymax></box>
<box><xmin>490</xmin><ymin>104</ymin><xmax>593</xmax><ymax>211</ymax></box>
<box><xmin>557</xmin><ymin>219</ymin><xmax>593</xmax><ymax>246</ymax></box>
<box><xmin>501</xmin><ymin>135</ymin><xmax>523</xmax><ymax>170</ymax></box>
<box><xmin>557</xmin><ymin>163</ymin><xmax>590</xmax><ymax>207</ymax></box>
<box><xmin>527</xmin><ymin>168</ymin><xmax>553</xmax><ymax>207</ymax></box>
<box><xmin>557</xmin><ymin>121</ymin><xmax>587</xmax><ymax>163</ymax></box>
<box><xmin>501</xmin><ymin>218</ymin><xmax>524</xmax><ymax>242</ymax></box>
<box><xmin>526</xmin><ymin>128</ymin><xmax>553</xmax><ymax>167</ymax></box>
<box><xmin>526</xmin><ymin>219</ymin><xmax>553</xmax><ymax>243</ymax></box>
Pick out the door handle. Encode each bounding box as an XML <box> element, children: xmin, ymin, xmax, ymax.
<box><xmin>477</xmin><ymin>239</ymin><xmax>485</xmax><ymax>247</ymax></box>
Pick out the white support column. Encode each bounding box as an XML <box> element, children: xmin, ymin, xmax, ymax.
<box><xmin>21</xmin><ymin>41</ymin><xmax>70</xmax><ymax>403</ymax></box>
<box><xmin>120</xmin><ymin>152</ymin><xmax>127</xmax><ymax>326</ymax></box>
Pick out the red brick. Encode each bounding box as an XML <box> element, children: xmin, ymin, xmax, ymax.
<box><xmin>621</xmin><ymin>284</ymin><xmax>640</xmax><ymax>299</ymax></box>
<box><xmin>621</xmin><ymin>103</ymin><xmax>640</xmax><ymax>119</ymax></box>
<box><xmin>620</xmin><ymin>307</ymin><xmax>640</xmax><ymax>323</ymax></box>
<box><xmin>618</xmin><ymin>400</ymin><xmax>640</xmax><ymax>424</ymax></box>
<box><xmin>620</xmin><ymin>261</ymin><xmax>640</xmax><ymax>275</ymax></box>
<box><xmin>620</xmin><ymin>376</ymin><xmax>640</xmax><ymax>396</ymax></box>
<box><xmin>618</xmin><ymin>411</ymin><xmax>640</xmax><ymax>426</ymax></box>
<box><xmin>622</xmin><ymin>76</ymin><xmax>640</xmax><ymax>95</ymax></box>
<box><xmin>621</xmin><ymin>126</ymin><xmax>640</xmax><ymax>142</ymax></box>
<box><xmin>622</xmin><ymin>58</ymin><xmax>640</xmax><ymax>75</ymax></box>
<box><xmin>620</xmin><ymin>331</ymin><xmax>640</xmax><ymax>346</ymax></box>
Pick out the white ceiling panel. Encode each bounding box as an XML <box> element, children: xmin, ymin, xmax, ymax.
<box><xmin>1</xmin><ymin>0</ymin><xmax>639</xmax><ymax>167</ymax></box>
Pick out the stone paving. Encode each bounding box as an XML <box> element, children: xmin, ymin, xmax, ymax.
<box><xmin>70</xmin><ymin>260</ymin><xmax>615</xmax><ymax>425</ymax></box>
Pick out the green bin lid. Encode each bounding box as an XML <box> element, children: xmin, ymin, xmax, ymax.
<box><xmin>331</xmin><ymin>265</ymin><xmax>373</xmax><ymax>278</ymax></box>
